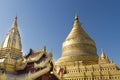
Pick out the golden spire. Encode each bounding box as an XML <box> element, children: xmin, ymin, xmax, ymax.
<box><xmin>99</xmin><ymin>49</ymin><xmax>110</xmax><ymax>64</ymax></box>
<box><xmin>0</xmin><ymin>16</ymin><xmax>22</xmax><ymax>51</ymax></box>
<box><xmin>101</xmin><ymin>49</ymin><xmax>106</xmax><ymax>59</ymax></box>
<box><xmin>75</xmin><ymin>12</ymin><xmax>79</xmax><ymax>21</ymax></box>
<box><xmin>11</xmin><ymin>16</ymin><xmax>18</xmax><ymax>30</ymax></box>
<box><xmin>100</xmin><ymin>49</ymin><xmax>109</xmax><ymax>60</ymax></box>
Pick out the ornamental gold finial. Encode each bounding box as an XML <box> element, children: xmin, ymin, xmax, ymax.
<box><xmin>75</xmin><ymin>12</ymin><xmax>79</xmax><ymax>20</ymax></box>
<box><xmin>11</xmin><ymin>16</ymin><xmax>18</xmax><ymax>31</ymax></box>
<box><xmin>101</xmin><ymin>49</ymin><xmax>106</xmax><ymax>58</ymax></box>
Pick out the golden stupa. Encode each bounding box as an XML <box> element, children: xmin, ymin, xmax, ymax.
<box><xmin>0</xmin><ymin>17</ymin><xmax>22</xmax><ymax>59</ymax></box>
<box><xmin>0</xmin><ymin>14</ymin><xmax>120</xmax><ymax>80</ymax></box>
<box><xmin>55</xmin><ymin>14</ymin><xmax>120</xmax><ymax>80</ymax></box>
<box><xmin>0</xmin><ymin>17</ymin><xmax>60</xmax><ymax>80</ymax></box>
<box><xmin>56</xmin><ymin>14</ymin><xmax>98</xmax><ymax>65</ymax></box>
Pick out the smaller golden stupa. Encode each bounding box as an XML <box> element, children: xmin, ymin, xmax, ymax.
<box><xmin>0</xmin><ymin>17</ymin><xmax>22</xmax><ymax>59</ymax></box>
<box><xmin>0</xmin><ymin>17</ymin><xmax>60</xmax><ymax>80</ymax></box>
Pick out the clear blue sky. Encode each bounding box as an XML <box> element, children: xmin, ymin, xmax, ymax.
<box><xmin>0</xmin><ymin>0</ymin><xmax>120</xmax><ymax>66</ymax></box>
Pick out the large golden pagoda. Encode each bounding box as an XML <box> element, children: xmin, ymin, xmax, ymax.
<box><xmin>56</xmin><ymin>14</ymin><xmax>98</xmax><ymax>65</ymax></box>
<box><xmin>55</xmin><ymin>14</ymin><xmax>120</xmax><ymax>80</ymax></box>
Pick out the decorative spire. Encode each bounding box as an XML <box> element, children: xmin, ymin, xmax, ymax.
<box><xmin>101</xmin><ymin>49</ymin><xmax>106</xmax><ymax>59</ymax></box>
<box><xmin>0</xmin><ymin>16</ymin><xmax>22</xmax><ymax>51</ymax></box>
<box><xmin>99</xmin><ymin>49</ymin><xmax>110</xmax><ymax>64</ymax></box>
<box><xmin>11</xmin><ymin>16</ymin><xmax>18</xmax><ymax>31</ymax></box>
<box><xmin>75</xmin><ymin>13</ymin><xmax>79</xmax><ymax>21</ymax></box>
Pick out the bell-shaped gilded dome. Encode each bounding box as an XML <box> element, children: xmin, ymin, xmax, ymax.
<box><xmin>62</xmin><ymin>15</ymin><xmax>97</xmax><ymax>57</ymax></box>
<box><xmin>56</xmin><ymin>15</ymin><xmax>98</xmax><ymax>65</ymax></box>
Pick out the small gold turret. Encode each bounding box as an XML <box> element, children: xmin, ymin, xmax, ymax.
<box><xmin>101</xmin><ymin>49</ymin><xmax>106</xmax><ymax>59</ymax></box>
<box><xmin>0</xmin><ymin>17</ymin><xmax>22</xmax><ymax>58</ymax></box>
<box><xmin>99</xmin><ymin>49</ymin><xmax>109</xmax><ymax>64</ymax></box>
